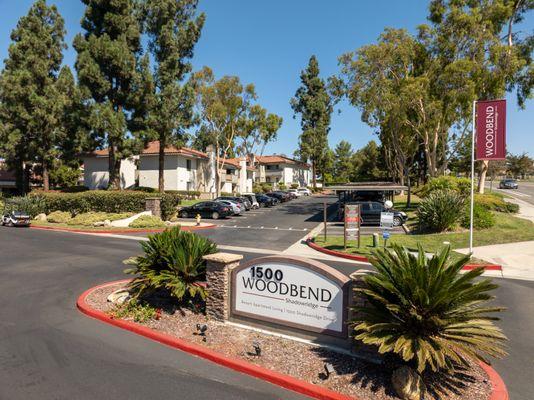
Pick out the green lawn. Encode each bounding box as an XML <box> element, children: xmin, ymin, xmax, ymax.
<box><xmin>315</xmin><ymin>212</ymin><xmax>534</xmax><ymax>261</ymax></box>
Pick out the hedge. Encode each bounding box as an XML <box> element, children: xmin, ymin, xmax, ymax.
<box><xmin>475</xmin><ymin>193</ymin><xmax>519</xmax><ymax>213</ymax></box>
<box><xmin>28</xmin><ymin>190</ymin><xmax>182</xmax><ymax>220</ymax></box>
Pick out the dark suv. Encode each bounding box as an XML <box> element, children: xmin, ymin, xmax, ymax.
<box><xmin>178</xmin><ymin>201</ymin><xmax>233</xmax><ymax>219</ymax></box>
<box><xmin>339</xmin><ymin>201</ymin><xmax>407</xmax><ymax>226</ymax></box>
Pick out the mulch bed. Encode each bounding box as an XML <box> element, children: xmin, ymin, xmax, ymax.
<box><xmin>86</xmin><ymin>282</ymin><xmax>492</xmax><ymax>400</ymax></box>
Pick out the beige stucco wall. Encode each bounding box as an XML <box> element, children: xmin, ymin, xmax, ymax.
<box><xmin>139</xmin><ymin>155</ymin><xmax>205</xmax><ymax>191</ymax></box>
<box><xmin>83</xmin><ymin>156</ymin><xmax>137</xmax><ymax>189</ymax></box>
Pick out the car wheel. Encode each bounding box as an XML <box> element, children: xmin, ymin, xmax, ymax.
<box><xmin>181</xmin><ymin>211</ymin><xmax>188</xmax><ymax>218</ymax></box>
<box><xmin>212</xmin><ymin>211</ymin><xmax>219</xmax><ymax>219</ymax></box>
<box><xmin>393</xmin><ymin>217</ymin><xmax>402</xmax><ymax>227</ymax></box>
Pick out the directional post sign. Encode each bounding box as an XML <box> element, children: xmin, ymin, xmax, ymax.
<box><xmin>344</xmin><ymin>204</ymin><xmax>361</xmax><ymax>249</ymax></box>
<box><xmin>380</xmin><ymin>212</ymin><xmax>394</xmax><ymax>229</ymax></box>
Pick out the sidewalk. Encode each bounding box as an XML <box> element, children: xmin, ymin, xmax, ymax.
<box><xmin>455</xmin><ymin>197</ymin><xmax>534</xmax><ymax>281</ymax></box>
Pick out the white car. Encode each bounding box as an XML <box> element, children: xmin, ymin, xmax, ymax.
<box><xmin>287</xmin><ymin>189</ymin><xmax>303</xmax><ymax>197</ymax></box>
<box><xmin>297</xmin><ymin>188</ymin><xmax>312</xmax><ymax>196</ymax></box>
<box><xmin>215</xmin><ymin>200</ymin><xmax>242</xmax><ymax>215</ymax></box>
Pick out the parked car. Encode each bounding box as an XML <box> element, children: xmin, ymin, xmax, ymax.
<box><xmin>178</xmin><ymin>201</ymin><xmax>233</xmax><ymax>219</ymax></box>
<box><xmin>267</xmin><ymin>191</ymin><xmax>291</xmax><ymax>202</ymax></box>
<box><xmin>256</xmin><ymin>194</ymin><xmax>277</xmax><ymax>207</ymax></box>
<box><xmin>297</xmin><ymin>188</ymin><xmax>312</xmax><ymax>196</ymax></box>
<box><xmin>338</xmin><ymin>201</ymin><xmax>407</xmax><ymax>226</ymax></box>
<box><xmin>499</xmin><ymin>179</ymin><xmax>518</xmax><ymax>189</ymax></box>
<box><xmin>287</xmin><ymin>189</ymin><xmax>302</xmax><ymax>197</ymax></box>
<box><xmin>216</xmin><ymin>196</ymin><xmax>251</xmax><ymax>211</ymax></box>
<box><xmin>215</xmin><ymin>199</ymin><xmax>243</xmax><ymax>215</ymax></box>
<box><xmin>1</xmin><ymin>210</ymin><xmax>31</xmax><ymax>227</ymax></box>
<box><xmin>241</xmin><ymin>193</ymin><xmax>259</xmax><ymax>209</ymax></box>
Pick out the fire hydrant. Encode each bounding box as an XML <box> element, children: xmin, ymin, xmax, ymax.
<box><xmin>195</xmin><ymin>213</ymin><xmax>201</xmax><ymax>226</ymax></box>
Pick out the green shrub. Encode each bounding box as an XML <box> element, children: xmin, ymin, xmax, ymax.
<box><xmin>4</xmin><ymin>195</ymin><xmax>47</xmax><ymax>217</ymax></box>
<box><xmin>220</xmin><ymin>192</ymin><xmax>233</xmax><ymax>196</ymax></box>
<box><xmin>132</xmin><ymin>186</ymin><xmax>157</xmax><ymax>193</ymax></box>
<box><xmin>47</xmin><ymin>211</ymin><xmax>72</xmax><ymax>223</ymax></box>
<box><xmin>278</xmin><ymin>183</ymin><xmax>287</xmax><ymax>190</ymax></box>
<box><xmin>49</xmin><ymin>165</ymin><xmax>82</xmax><ymax>188</ymax></box>
<box><xmin>260</xmin><ymin>182</ymin><xmax>272</xmax><ymax>193</ymax></box>
<box><xmin>353</xmin><ymin>244</ymin><xmax>506</xmax><ymax>373</ymax></box>
<box><xmin>475</xmin><ymin>193</ymin><xmax>519</xmax><ymax>213</ymax></box>
<box><xmin>461</xmin><ymin>204</ymin><xmax>496</xmax><ymax>229</ymax></box>
<box><xmin>67</xmin><ymin>212</ymin><xmax>133</xmax><ymax>226</ymax></box>
<box><xmin>417</xmin><ymin>189</ymin><xmax>465</xmax><ymax>232</ymax></box>
<box><xmin>290</xmin><ymin>183</ymin><xmax>299</xmax><ymax>189</ymax></box>
<box><xmin>109</xmin><ymin>299</ymin><xmax>158</xmax><ymax>322</ymax></box>
<box><xmin>419</xmin><ymin>176</ymin><xmax>471</xmax><ymax>197</ymax></box>
<box><xmin>128</xmin><ymin>215</ymin><xmax>166</xmax><ymax>228</ymax></box>
<box><xmin>252</xmin><ymin>183</ymin><xmax>264</xmax><ymax>193</ymax></box>
<box><xmin>28</xmin><ymin>190</ymin><xmax>181</xmax><ymax>220</ymax></box>
<box><xmin>124</xmin><ymin>227</ymin><xmax>217</xmax><ymax>301</ymax></box>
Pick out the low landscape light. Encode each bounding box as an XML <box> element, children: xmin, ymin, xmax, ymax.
<box><xmin>252</xmin><ymin>341</ymin><xmax>261</xmax><ymax>357</ymax></box>
<box><xmin>324</xmin><ymin>363</ymin><xmax>334</xmax><ymax>378</ymax></box>
<box><xmin>196</xmin><ymin>323</ymin><xmax>208</xmax><ymax>336</ymax></box>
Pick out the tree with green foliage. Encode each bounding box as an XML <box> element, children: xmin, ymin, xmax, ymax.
<box><xmin>335</xmin><ymin>29</ymin><xmax>421</xmax><ymax>188</ymax></box>
<box><xmin>193</xmin><ymin>67</ymin><xmax>282</xmax><ymax>196</ymax></box>
<box><xmin>140</xmin><ymin>0</ymin><xmax>205</xmax><ymax>192</ymax></box>
<box><xmin>333</xmin><ymin>140</ymin><xmax>353</xmax><ymax>183</ymax></box>
<box><xmin>0</xmin><ymin>0</ymin><xmax>67</xmax><ymax>192</ymax></box>
<box><xmin>507</xmin><ymin>152</ymin><xmax>533</xmax><ymax>178</ymax></box>
<box><xmin>74</xmin><ymin>0</ymin><xmax>142</xmax><ymax>189</ymax></box>
<box><xmin>351</xmin><ymin>140</ymin><xmax>385</xmax><ymax>182</ymax></box>
<box><xmin>291</xmin><ymin>55</ymin><xmax>333</xmax><ymax>188</ymax></box>
<box><xmin>426</xmin><ymin>0</ymin><xmax>533</xmax><ymax>192</ymax></box>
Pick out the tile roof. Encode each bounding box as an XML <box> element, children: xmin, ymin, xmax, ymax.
<box><xmin>221</xmin><ymin>158</ymin><xmax>255</xmax><ymax>171</ymax></box>
<box><xmin>82</xmin><ymin>141</ymin><xmax>208</xmax><ymax>159</ymax></box>
<box><xmin>141</xmin><ymin>141</ymin><xmax>208</xmax><ymax>159</ymax></box>
<box><xmin>249</xmin><ymin>154</ymin><xmax>311</xmax><ymax>168</ymax></box>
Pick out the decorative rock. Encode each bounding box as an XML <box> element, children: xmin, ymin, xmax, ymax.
<box><xmin>391</xmin><ymin>366</ymin><xmax>426</xmax><ymax>400</ymax></box>
<box><xmin>34</xmin><ymin>213</ymin><xmax>47</xmax><ymax>221</ymax></box>
<box><xmin>93</xmin><ymin>221</ymin><xmax>105</xmax><ymax>227</ymax></box>
<box><xmin>103</xmin><ymin>219</ymin><xmax>111</xmax><ymax>227</ymax></box>
<box><xmin>107</xmin><ymin>289</ymin><xmax>131</xmax><ymax>305</ymax></box>
<box><xmin>164</xmin><ymin>220</ymin><xmax>172</xmax><ymax>226</ymax></box>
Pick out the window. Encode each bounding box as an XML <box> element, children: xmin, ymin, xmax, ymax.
<box><xmin>226</xmin><ymin>169</ymin><xmax>232</xmax><ymax>175</ymax></box>
<box><xmin>186</xmin><ymin>159</ymin><xmax>192</xmax><ymax>171</ymax></box>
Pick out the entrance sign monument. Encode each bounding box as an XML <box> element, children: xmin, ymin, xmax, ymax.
<box><xmin>231</xmin><ymin>256</ymin><xmax>350</xmax><ymax>337</ymax></box>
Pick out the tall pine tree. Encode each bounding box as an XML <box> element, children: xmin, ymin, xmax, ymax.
<box><xmin>290</xmin><ymin>55</ymin><xmax>332</xmax><ymax>188</ymax></box>
<box><xmin>0</xmin><ymin>0</ymin><xmax>67</xmax><ymax>191</ymax></box>
<box><xmin>141</xmin><ymin>0</ymin><xmax>205</xmax><ymax>192</ymax></box>
<box><xmin>74</xmin><ymin>0</ymin><xmax>142</xmax><ymax>189</ymax></box>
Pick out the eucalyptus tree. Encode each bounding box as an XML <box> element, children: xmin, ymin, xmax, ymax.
<box><xmin>193</xmin><ymin>67</ymin><xmax>282</xmax><ymax>196</ymax></box>
<box><xmin>74</xmin><ymin>0</ymin><xmax>142</xmax><ymax>189</ymax></box>
<box><xmin>0</xmin><ymin>0</ymin><xmax>67</xmax><ymax>191</ymax></box>
<box><xmin>291</xmin><ymin>55</ymin><xmax>333</xmax><ymax>188</ymax></box>
<box><xmin>140</xmin><ymin>0</ymin><xmax>205</xmax><ymax>192</ymax></box>
<box><xmin>427</xmin><ymin>0</ymin><xmax>533</xmax><ymax>192</ymax></box>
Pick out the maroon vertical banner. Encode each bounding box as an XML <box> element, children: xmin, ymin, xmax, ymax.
<box><xmin>476</xmin><ymin>99</ymin><xmax>506</xmax><ymax>160</ymax></box>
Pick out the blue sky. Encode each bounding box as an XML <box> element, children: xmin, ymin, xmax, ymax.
<box><xmin>1</xmin><ymin>0</ymin><xmax>532</xmax><ymax>156</ymax></box>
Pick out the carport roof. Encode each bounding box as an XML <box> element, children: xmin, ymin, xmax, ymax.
<box><xmin>327</xmin><ymin>182</ymin><xmax>409</xmax><ymax>191</ymax></box>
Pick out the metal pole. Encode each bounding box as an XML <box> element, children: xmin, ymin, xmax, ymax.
<box><xmin>323</xmin><ymin>200</ymin><xmax>327</xmax><ymax>242</ymax></box>
<box><xmin>469</xmin><ymin>100</ymin><xmax>476</xmax><ymax>253</ymax></box>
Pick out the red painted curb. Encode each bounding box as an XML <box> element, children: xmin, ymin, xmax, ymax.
<box><xmin>77</xmin><ymin>280</ymin><xmax>354</xmax><ymax>400</ymax></box>
<box><xmin>30</xmin><ymin>223</ymin><xmax>216</xmax><ymax>235</ymax></box>
<box><xmin>480</xmin><ymin>361</ymin><xmax>509</xmax><ymax>400</ymax></box>
<box><xmin>77</xmin><ymin>280</ymin><xmax>508</xmax><ymax>400</ymax></box>
<box><xmin>306</xmin><ymin>239</ymin><xmax>503</xmax><ymax>272</ymax></box>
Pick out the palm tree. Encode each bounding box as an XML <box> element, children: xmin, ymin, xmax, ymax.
<box><xmin>353</xmin><ymin>244</ymin><xmax>507</xmax><ymax>373</ymax></box>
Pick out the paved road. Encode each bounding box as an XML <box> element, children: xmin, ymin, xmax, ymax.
<box><xmin>486</xmin><ymin>180</ymin><xmax>534</xmax><ymax>205</ymax></box>
<box><xmin>1</xmin><ymin>195</ymin><xmax>533</xmax><ymax>399</ymax></box>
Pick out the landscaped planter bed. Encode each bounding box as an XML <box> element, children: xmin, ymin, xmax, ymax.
<box><xmin>30</xmin><ymin>221</ymin><xmax>216</xmax><ymax>233</ymax></box>
<box><xmin>82</xmin><ymin>280</ymin><xmax>494</xmax><ymax>400</ymax></box>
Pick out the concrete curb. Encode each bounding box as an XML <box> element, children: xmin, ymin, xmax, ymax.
<box><xmin>77</xmin><ymin>280</ymin><xmax>354</xmax><ymax>400</ymax></box>
<box><xmin>77</xmin><ymin>280</ymin><xmax>508</xmax><ymax>400</ymax></box>
<box><xmin>305</xmin><ymin>239</ymin><xmax>503</xmax><ymax>271</ymax></box>
<box><xmin>30</xmin><ymin>224</ymin><xmax>216</xmax><ymax>235</ymax></box>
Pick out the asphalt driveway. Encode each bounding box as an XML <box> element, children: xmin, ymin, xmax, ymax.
<box><xmin>1</xmin><ymin>207</ymin><xmax>533</xmax><ymax>399</ymax></box>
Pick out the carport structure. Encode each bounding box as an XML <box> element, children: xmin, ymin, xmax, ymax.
<box><xmin>327</xmin><ymin>182</ymin><xmax>409</xmax><ymax>205</ymax></box>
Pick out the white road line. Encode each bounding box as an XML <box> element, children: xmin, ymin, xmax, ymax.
<box><xmin>218</xmin><ymin>225</ymin><xmax>307</xmax><ymax>232</ymax></box>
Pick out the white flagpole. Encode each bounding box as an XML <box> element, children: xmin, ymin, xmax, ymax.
<box><xmin>469</xmin><ymin>100</ymin><xmax>476</xmax><ymax>253</ymax></box>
